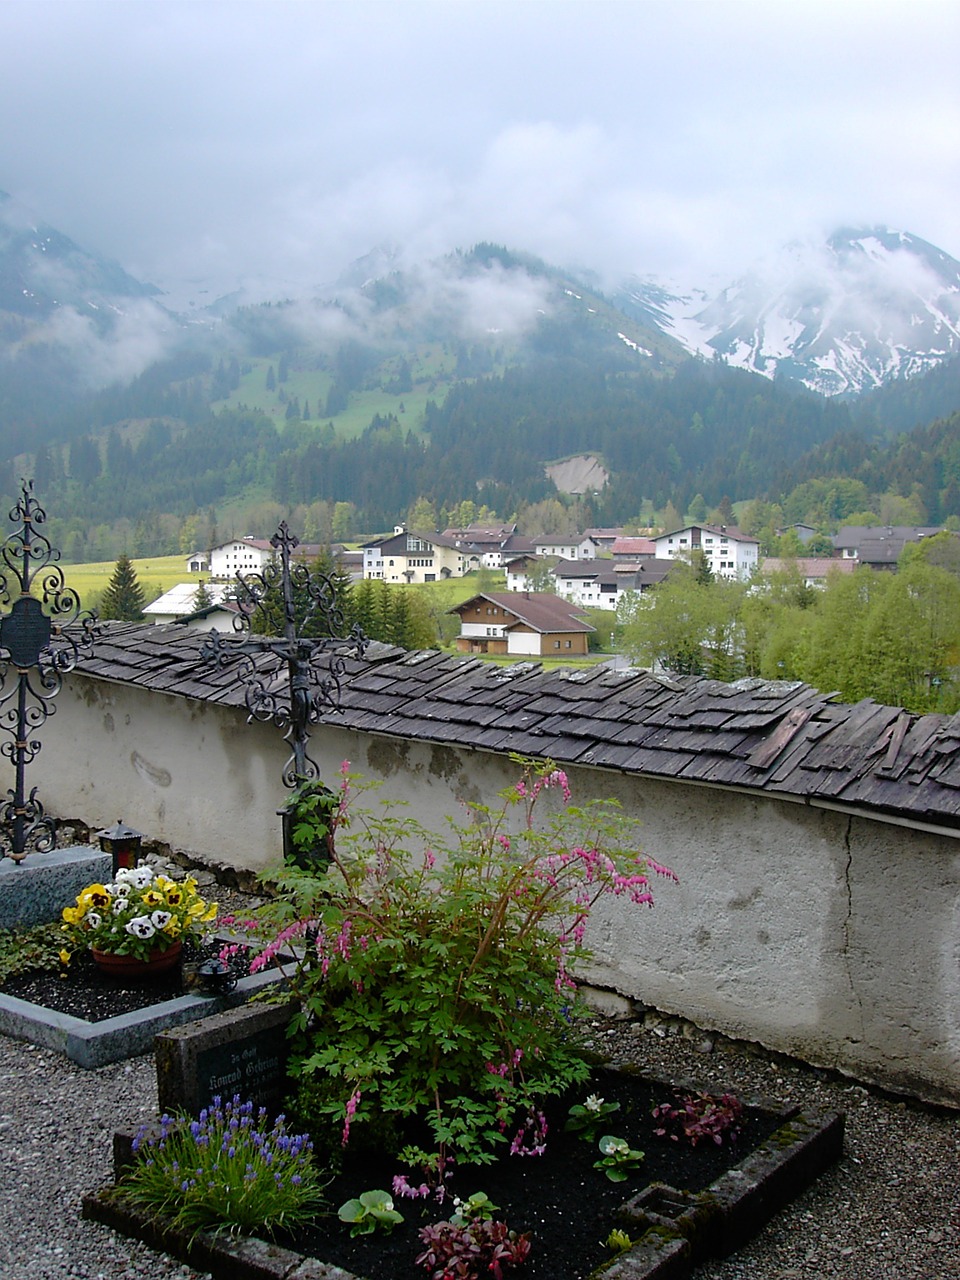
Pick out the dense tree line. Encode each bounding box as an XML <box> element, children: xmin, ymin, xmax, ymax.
<box><xmin>619</xmin><ymin>535</ymin><xmax>960</xmax><ymax>714</ymax></box>
<box><xmin>248</xmin><ymin>548</ymin><xmax>437</xmax><ymax>651</ymax></box>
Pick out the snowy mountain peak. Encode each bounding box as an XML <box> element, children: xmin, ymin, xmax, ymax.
<box><xmin>617</xmin><ymin>227</ymin><xmax>960</xmax><ymax>395</ymax></box>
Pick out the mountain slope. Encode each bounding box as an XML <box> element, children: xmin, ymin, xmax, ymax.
<box><xmin>618</xmin><ymin>228</ymin><xmax>960</xmax><ymax>396</ymax></box>
<box><xmin>0</xmin><ymin>189</ymin><xmax>160</xmax><ymax>320</ymax></box>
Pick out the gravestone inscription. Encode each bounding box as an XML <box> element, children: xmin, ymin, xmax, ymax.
<box><xmin>155</xmin><ymin>998</ymin><xmax>294</xmax><ymax>1117</ymax></box>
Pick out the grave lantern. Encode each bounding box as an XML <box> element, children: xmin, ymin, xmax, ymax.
<box><xmin>98</xmin><ymin>819</ymin><xmax>144</xmax><ymax>876</ymax></box>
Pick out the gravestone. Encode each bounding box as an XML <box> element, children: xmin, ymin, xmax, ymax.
<box><xmin>155</xmin><ymin>998</ymin><xmax>295</xmax><ymax>1117</ymax></box>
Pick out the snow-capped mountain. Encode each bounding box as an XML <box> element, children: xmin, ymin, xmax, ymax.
<box><xmin>617</xmin><ymin>228</ymin><xmax>960</xmax><ymax>395</ymax></box>
<box><xmin>0</xmin><ymin>189</ymin><xmax>161</xmax><ymax>321</ymax></box>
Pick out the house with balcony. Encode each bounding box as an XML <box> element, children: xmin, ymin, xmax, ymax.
<box><xmin>449</xmin><ymin>592</ymin><xmax>594</xmax><ymax>656</ymax></box>
<box><xmin>653</xmin><ymin>524</ymin><xmax>759</xmax><ymax>579</ymax></box>
<box><xmin>362</xmin><ymin>528</ymin><xmax>467</xmax><ymax>583</ymax></box>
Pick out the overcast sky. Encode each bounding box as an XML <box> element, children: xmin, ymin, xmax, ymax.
<box><xmin>0</xmin><ymin>0</ymin><xmax>957</xmax><ymax>300</ymax></box>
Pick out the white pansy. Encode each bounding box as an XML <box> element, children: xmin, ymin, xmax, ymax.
<box><xmin>116</xmin><ymin>866</ymin><xmax>153</xmax><ymax>890</ymax></box>
<box><xmin>150</xmin><ymin>910</ymin><xmax>172</xmax><ymax>930</ymax></box>
<box><xmin>85</xmin><ymin>911</ymin><xmax>102</xmax><ymax>929</ymax></box>
<box><xmin>112</xmin><ymin>899</ymin><xmax>128</xmax><ymax>915</ymax></box>
<box><xmin>125</xmin><ymin>916</ymin><xmax>156</xmax><ymax>940</ymax></box>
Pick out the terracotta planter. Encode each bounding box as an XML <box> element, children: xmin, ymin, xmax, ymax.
<box><xmin>91</xmin><ymin>939</ymin><xmax>182</xmax><ymax>980</ymax></box>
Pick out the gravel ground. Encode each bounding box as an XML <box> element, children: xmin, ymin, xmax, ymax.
<box><xmin>1</xmin><ymin>1016</ymin><xmax>957</xmax><ymax>1280</ymax></box>
<box><xmin>2</xmin><ymin>862</ymin><xmax>957</xmax><ymax>1279</ymax></box>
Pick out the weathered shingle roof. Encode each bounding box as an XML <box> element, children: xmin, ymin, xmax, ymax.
<box><xmin>450</xmin><ymin>593</ymin><xmax>595</xmax><ymax>634</ymax></box>
<box><xmin>71</xmin><ymin>623</ymin><xmax>960</xmax><ymax>833</ymax></box>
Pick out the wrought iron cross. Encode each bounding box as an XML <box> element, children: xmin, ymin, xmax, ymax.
<box><xmin>0</xmin><ymin>480</ymin><xmax>100</xmax><ymax>861</ymax></box>
<box><xmin>200</xmin><ymin>521</ymin><xmax>366</xmax><ymax>788</ymax></box>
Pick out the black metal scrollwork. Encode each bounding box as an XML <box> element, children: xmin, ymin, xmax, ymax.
<box><xmin>200</xmin><ymin>521</ymin><xmax>366</xmax><ymax>788</ymax></box>
<box><xmin>0</xmin><ymin>480</ymin><xmax>101</xmax><ymax>860</ymax></box>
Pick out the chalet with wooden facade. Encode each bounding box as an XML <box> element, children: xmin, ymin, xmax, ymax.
<box><xmin>450</xmin><ymin>592</ymin><xmax>594</xmax><ymax>656</ymax></box>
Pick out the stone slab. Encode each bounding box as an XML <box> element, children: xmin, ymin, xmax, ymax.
<box><xmin>0</xmin><ymin>965</ymin><xmax>284</xmax><ymax>1068</ymax></box>
<box><xmin>155</xmin><ymin>997</ymin><xmax>295</xmax><ymax>1117</ymax></box>
<box><xmin>0</xmin><ymin>844</ymin><xmax>110</xmax><ymax>928</ymax></box>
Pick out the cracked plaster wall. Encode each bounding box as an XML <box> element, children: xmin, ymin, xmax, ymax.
<box><xmin>20</xmin><ymin>673</ymin><xmax>960</xmax><ymax>1106</ymax></box>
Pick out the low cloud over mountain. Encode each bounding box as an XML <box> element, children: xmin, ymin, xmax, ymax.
<box><xmin>618</xmin><ymin>228</ymin><xmax>960</xmax><ymax>395</ymax></box>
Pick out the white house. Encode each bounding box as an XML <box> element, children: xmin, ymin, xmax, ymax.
<box><xmin>362</xmin><ymin>528</ymin><xmax>467</xmax><ymax>583</ymax></box>
<box><xmin>653</xmin><ymin>524</ymin><xmax>759</xmax><ymax>579</ymax></box>
<box><xmin>760</xmin><ymin>557</ymin><xmax>858</xmax><ymax>590</ymax></box>
<box><xmin>208</xmin><ymin>536</ymin><xmax>346</xmax><ymax>580</ymax></box>
<box><xmin>551</xmin><ymin>560</ymin><xmax>621</xmax><ymax>611</ymax></box>
<box><xmin>143</xmin><ymin>582</ymin><xmax>233</xmax><ymax>625</ymax></box>
<box><xmin>533</xmin><ymin>534</ymin><xmax>597</xmax><ymax>561</ymax></box>
<box><xmin>504</xmin><ymin>555</ymin><xmax>541</xmax><ymax>592</ymax></box>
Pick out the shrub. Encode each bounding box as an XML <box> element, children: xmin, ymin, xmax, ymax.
<box><xmin>251</xmin><ymin>755</ymin><xmax>677</xmax><ymax>1177</ymax></box>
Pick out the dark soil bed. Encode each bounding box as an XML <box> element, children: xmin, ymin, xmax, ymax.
<box><xmin>0</xmin><ymin>943</ymin><xmax>255</xmax><ymax>1021</ymax></box>
<box><xmin>280</xmin><ymin>1067</ymin><xmax>784</xmax><ymax>1280</ymax></box>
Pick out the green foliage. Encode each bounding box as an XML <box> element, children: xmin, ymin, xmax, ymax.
<box><xmin>450</xmin><ymin>1191</ymin><xmax>499</xmax><ymax>1225</ymax></box>
<box><xmin>248</xmin><ymin>547</ymin><xmax>353</xmax><ymax>640</ymax></box>
<box><xmin>348</xmin><ymin>577</ymin><xmax>438</xmax><ymax>648</ymax></box>
<box><xmin>620</xmin><ymin>561</ymin><xmax>747</xmax><ymax>678</ymax></box>
<box><xmin>606</xmin><ymin>1227</ymin><xmax>635</xmax><ymax>1253</ymax></box>
<box><xmin>99</xmin><ymin>553</ymin><xmax>145</xmax><ymax>620</ymax></box>
<box><xmin>120</xmin><ymin>1097</ymin><xmax>326</xmax><ymax>1239</ymax></box>
<box><xmin>0</xmin><ymin>922</ymin><xmax>64</xmax><ymax>982</ymax></box>
<box><xmin>249</xmin><ymin>757</ymin><xmax>675</xmax><ymax>1175</ymax></box>
<box><xmin>621</xmin><ymin>554</ymin><xmax>960</xmax><ymax>713</ymax></box>
<box><xmin>594</xmin><ymin>1134</ymin><xmax>645</xmax><ymax>1182</ymax></box>
<box><xmin>338</xmin><ymin>1189</ymin><xmax>404</xmax><ymax>1236</ymax></box>
<box><xmin>564</xmin><ymin>1093</ymin><xmax>621</xmax><ymax>1143</ymax></box>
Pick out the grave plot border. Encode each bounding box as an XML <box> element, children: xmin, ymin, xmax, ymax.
<box><xmin>0</xmin><ymin>963</ymin><xmax>285</xmax><ymax>1068</ymax></box>
<box><xmin>82</xmin><ymin>1079</ymin><xmax>844</xmax><ymax>1280</ymax></box>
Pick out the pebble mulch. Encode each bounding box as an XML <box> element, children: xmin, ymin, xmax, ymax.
<box><xmin>1</xmin><ymin>1017</ymin><xmax>957</xmax><ymax>1280</ymax></box>
<box><xmin>2</xmin><ymin>857</ymin><xmax>957</xmax><ymax>1280</ymax></box>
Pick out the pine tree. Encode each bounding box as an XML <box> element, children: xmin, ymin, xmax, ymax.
<box><xmin>100</xmin><ymin>554</ymin><xmax>146</xmax><ymax>621</ymax></box>
<box><xmin>193</xmin><ymin>579</ymin><xmax>214</xmax><ymax>612</ymax></box>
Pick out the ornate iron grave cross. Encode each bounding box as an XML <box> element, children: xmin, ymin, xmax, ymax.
<box><xmin>0</xmin><ymin>480</ymin><xmax>100</xmax><ymax>861</ymax></box>
<box><xmin>200</xmin><ymin>521</ymin><xmax>366</xmax><ymax>789</ymax></box>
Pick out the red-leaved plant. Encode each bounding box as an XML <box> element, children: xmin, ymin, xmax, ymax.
<box><xmin>416</xmin><ymin>1217</ymin><xmax>532</xmax><ymax>1280</ymax></box>
<box><xmin>651</xmin><ymin>1091</ymin><xmax>744</xmax><ymax>1147</ymax></box>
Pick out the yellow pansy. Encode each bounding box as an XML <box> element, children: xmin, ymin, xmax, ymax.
<box><xmin>59</xmin><ymin>949</ymin><xmax>72</xmax><ymax>965</ymax></box>
<box><xmin>61</xmin><ymin>905</ymin><xmax>83</xmax><ymax>924</ymax></box>
<box><xmin>142</xmin><ymin>889</ymin><xmax>164</xmax><ymax>907</ymax></box>
<box><xmin>79</xmin><ymin>884</ymin><xmax>112</xmax><ymax>910</ymax></box>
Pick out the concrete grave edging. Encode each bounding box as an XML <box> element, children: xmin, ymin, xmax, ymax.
<box><xmin>83</xmin><ymin>1081</ymin><xmax>844</xmax><ymax>1280</ymax></box>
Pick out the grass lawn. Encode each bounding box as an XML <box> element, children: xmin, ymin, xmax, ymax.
<box><xmin>62</xmin><ymin>555</ymin><xmax>204</xmax><ymax>606</ymax></box>
<box><xmin>210</xmin><ymin>344</ymin><xmax>458</xmax><ymax>441</ymax></box>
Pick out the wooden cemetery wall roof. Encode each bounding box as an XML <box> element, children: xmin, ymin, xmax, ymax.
<box><xmin>75</xmin><ymin>622</ymin><xmax>960</xmax><ymax>834</ymax></box>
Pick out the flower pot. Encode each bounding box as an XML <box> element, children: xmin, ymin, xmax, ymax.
<box><xmin>90</xmin><ymin>939</ymin><xmax>182</xmax><ymax>980</ymax></box>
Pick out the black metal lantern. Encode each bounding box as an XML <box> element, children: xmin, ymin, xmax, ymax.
<box><xmin>199</xmin><ymin>957</ymin><xmax>238</xmax><ymax>995</ymax></box>
<box><xmin>97</xmin><ymin>819</ymin><xmax>144</xmax><ymax>876</ymax></box>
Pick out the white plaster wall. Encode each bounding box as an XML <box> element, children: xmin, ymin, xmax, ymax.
<box><xmin>19</xmin><ymin>672</ymin><xmax>960</xmax><ymax>1105</ymax></box>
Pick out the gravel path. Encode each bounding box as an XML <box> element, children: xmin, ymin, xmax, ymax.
<box><xmin>1</xmin><ymin>1015</ymin><xmax>957</xmax><ymax>1280</ymax></box>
